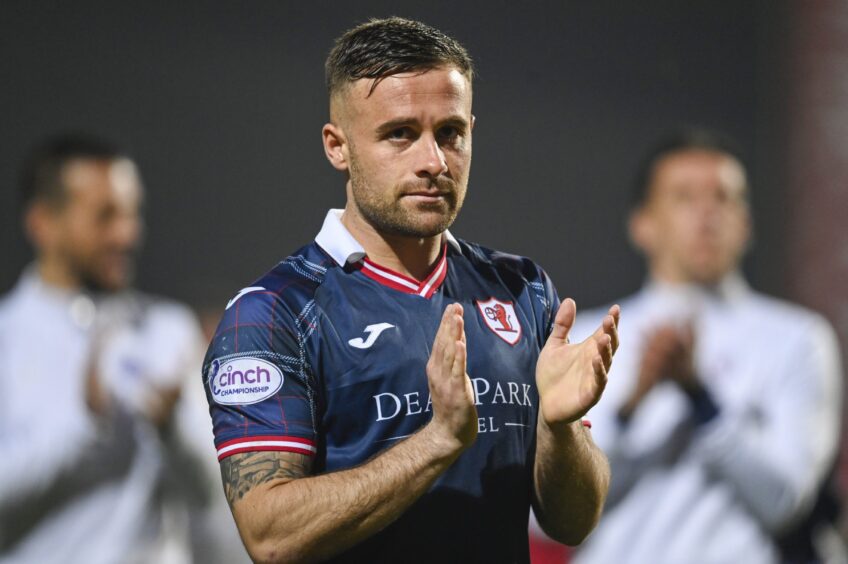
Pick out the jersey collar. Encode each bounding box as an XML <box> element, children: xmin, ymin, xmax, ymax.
<box><xmin>315</xmin><ymin>209</ymin><xmax>367</xmax><ymax>266</ymax></box>
<box><xmin>314</xmin><ymin>209</ymin><xmax>458</xmax><ymax>298</ymax></box>
<box><xmin>361</xmin><ymin>243</ymin><xmax>448</xmax><ymax>298</ymax></box>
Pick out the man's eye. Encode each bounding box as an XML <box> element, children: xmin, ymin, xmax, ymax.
<box><xmin>388</xmin><ymin>128</ymin><xmax>410</xmax><ymax>140</ymax></box>
<box><xmin>438</xmin><ymin>126</ymin><xmax>459</xmax><ymax>140</ymax></box>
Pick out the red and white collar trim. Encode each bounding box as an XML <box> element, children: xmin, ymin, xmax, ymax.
<box><xmin>360</xmin><ymin>244</ymin><xmax>448</xmax><ymax>298</ymax></box>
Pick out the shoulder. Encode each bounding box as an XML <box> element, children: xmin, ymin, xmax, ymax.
<box><xmin>134</xmin><ymin>292</ymin><xmax>197</xmax><ymax>325</ymax></box>
<box><xmin>220</xmin><ymin>242</ymin><xmax>335</xmax><ymax>322</ymax></box>
<box><xmin>457</xmin><ymin>239</ymin><xmax>551</xmax><ymax>284</ymax></box>
<box><xmin>0</xmin><ymin>289</ymin><xmax>15</xmax><ymax>322</ymax></box>
<box><xmin>129</xmin><ymin>291</ymin><xmax>203</xmax><ymax>347</ymax></box>
<box><xmin>456</xmin><ymin>239</ymin><xmax>558</xmax><ymax>320</ymax></box>
<box><xmin>0</xmin><ymin>275</ymin><xmax>48</xmax><ymax>330</ymax></box>
<box><xmin>571</xmin><ymin>292</ymin><xmax>639</xmax><ymax>341</ymax></box>
<box><xmin>745</xmin><ymin>291</ymin><xmax>836</xmax><ymax>344</ymax></box>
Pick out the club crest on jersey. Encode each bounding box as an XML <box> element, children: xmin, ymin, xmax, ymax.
<box><xmin>476</xmin><ymin>298</ymin><xmax>522</xmax><ymax>345</ymax></box>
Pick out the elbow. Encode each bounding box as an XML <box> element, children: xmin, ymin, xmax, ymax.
<box><xmin>244</xmin><ymin>537</ymin><xmax>306</xmax><ymax>564</ymax></box>
<box><xmin>541</xmin><ymin>507</ymin><xmax>604</xmax><ymax>547</ymax></box>
<box><xmin>537</xmin><ymin>486</ymin><xmax>607</xmax><ymax>547</ymax></box>
<box><xmin>757</xmin><ymin>489</ymin><xmax>812</xmax><ymax>535</ymax></box>
<box><xmin>547</xmin><ymin>467</ymin><xmax>610</xmax><ymax>545</ymax></box>
<box><xmin>243</xmin><ymin>537</ymin><xmax>279</xmax><ymax>564</ymax></box>
<box><xmin>238</xmin><ymin>522</ymin><xmax>315</xmax><ymax>564</ymax></box>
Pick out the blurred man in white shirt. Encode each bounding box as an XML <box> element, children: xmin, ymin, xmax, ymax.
<box><xmin>0</xmin><ymin>133</ymin><xmax>248</xmax><ymax>563</ymax></box>
<box><xmin>552</xmin><ymin>129</ymin><xmax>843</xmax><ymax>564</ymax></box>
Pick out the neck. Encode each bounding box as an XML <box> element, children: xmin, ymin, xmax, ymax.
<box><xmin>341</xmin><ymin>204</ymin><xmax>443</xmax><ymax>281</ymax></box>
<box><xmin>37</xmin><ymin>255</ymin><xmax>80</xmax><ymax>290</ymax></box>
<box><xmin>648</xmin><ymin>262</ymin><xmax>725</xmax><ymax>289</ymax></box>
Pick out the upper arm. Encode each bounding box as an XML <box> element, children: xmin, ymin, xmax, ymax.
<box><xmin>765</xmin><ymin>316</ymin><xmax>842</xmax><ymax>477</ymax></box>
<box><xmin>220</xmin><ymin>450</ymin><xmax>314</xmax><ymax>561</ymax></box>
<box><xmin>220</xmin><ymin>450</ymin><xmax>314</xmax><ymax>508</ymax></box>
<box><xmin>203</xmin><ymin>287</ymin><xmax>320</xmax><ymax>469</ymax></box>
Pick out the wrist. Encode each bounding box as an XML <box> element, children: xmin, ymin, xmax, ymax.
<box><xmin>680</xmin><ymin>379</ymin><xmax>720</xmax><ymax>425</ymax></box>
<box><xmin>538</xmin><ymin>411</ymin><xmax>583</xmax><ymax>442</ymax></box>
<box><xmin>420</xmin><ymin>420</ymin><xmax>471</xmax><ymax>463</ymax></box>
<box><xmin>616</xmin><ymin>392</ymin><xmax>644</xmax><ymax>425</ymax></box>
<box><xmin>676</xmin><ymin>373</ymin><xmax>704</xmax><ymax>398</ymax></box>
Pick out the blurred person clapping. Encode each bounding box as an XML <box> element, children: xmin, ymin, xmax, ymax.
<box><xmin>0</xmin><ymin>134</ymin><xmax>248</xmax><ymax>564</ymax></box>
<box><xmin>535</xmin><ymin>130</ymin><xmax>843</xmax><ymax>564</ymax></box>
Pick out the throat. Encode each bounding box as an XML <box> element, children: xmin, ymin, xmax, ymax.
<box><xmin>368</xmin><ymin>237</ymin><xmax>444</xmax><ymax>281</ymax></box>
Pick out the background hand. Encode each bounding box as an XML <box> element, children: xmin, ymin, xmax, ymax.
<box><xmin>619</xmin><ymin>322</ymin><xmax>697</xmax><ymax>420</ymax></box>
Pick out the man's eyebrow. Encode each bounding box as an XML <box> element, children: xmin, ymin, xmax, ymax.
<box><xmin>375</xmin><ymin>115</ymin><xmax>470</xmax><ymax>136</ymax></box>
<box><xmin>375</xmin><ymin>118</ymin><xmax>418</xmax><ymax>137</ymax></box>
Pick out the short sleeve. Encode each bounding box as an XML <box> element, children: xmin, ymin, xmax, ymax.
<box><xmin>534</xmin><ymin>265</ymin><xmax>561</xmax><ymax>342</ymax></box>
<box><xmin>202</xmin><ymin>288</ymin><xmax>318</xmax><ymax>461</ymax></box>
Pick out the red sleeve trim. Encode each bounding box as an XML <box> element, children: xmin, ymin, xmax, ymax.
<box><xmin>216</xmin><ymin>435</ymin><xmax>316</xmax><ymax>461</ymax></box>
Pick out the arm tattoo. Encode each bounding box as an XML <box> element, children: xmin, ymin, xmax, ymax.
<box><xmin>220</xmin><ymin>451</ymin><xmax>312</xmax><ymax>506</ymax></box>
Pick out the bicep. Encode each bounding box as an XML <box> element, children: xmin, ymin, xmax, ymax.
<box><xmin>220</xmin><ymin>450</ymin><xmax>314</xmax><ymax>508</ymax></box>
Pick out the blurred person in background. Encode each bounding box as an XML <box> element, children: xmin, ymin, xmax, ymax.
<box><xmin>546</xmin><ymin>129</ymin><xmax>843</xmax><ymax>564</ymax></box>
<box><xmin>0</xmin><ymin>133</ymin><xmax>249</xmax><ymax>564</ymax></box>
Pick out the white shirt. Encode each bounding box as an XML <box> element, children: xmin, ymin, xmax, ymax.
<box><xmin>0</xmin><ymin>269</ymin><xmax>246</xmax><ymax>564</ymax></box>
<box><xmin>570</xmin><ymin>275</ymin><xmax>842</xmax><ymax>564</ymax></box>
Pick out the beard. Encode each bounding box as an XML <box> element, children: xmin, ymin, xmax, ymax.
<box><xmin>348</xmin><ymin>153</ymin><xmax>466</xmax><ymax>238</ymax></box>
<box><xmin>65</xmin><ymin>247</ymin><xmax>136</xmax><ymax>294</ymax></box>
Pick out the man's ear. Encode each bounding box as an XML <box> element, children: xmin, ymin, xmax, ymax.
<box><xmin>24</xmin><ymin>201</ymin><xmax>59</xmax><ymax>251</ymax></box>
<box><xmin>741</xmin><ymin>203</ymin><xmax>754</xmax><ymax>253</ymax></box>
<box><xmin>322</xmin><ymin>122</ymin><xmax>348</xmax><ymax>172</ymax></box>
<box><xmin>470</xmin><ymin>114</ymin><xmax>476</xmax><ymax>131</ymax></box>
<box><xmin>627</xmin><ymin>207</ymin><xmax>655</xmax><ymax>255</ymax></box>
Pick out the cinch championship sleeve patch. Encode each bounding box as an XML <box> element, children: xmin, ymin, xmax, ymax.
<box><xmin>203</xmin><ymin>287</ymin><xmax>319</xmax><ymax>461</ymax></box>
<box><xmin>207</xmin><ymin>357</ymin><xmax>283</xmax><ymax>405</ymax></box>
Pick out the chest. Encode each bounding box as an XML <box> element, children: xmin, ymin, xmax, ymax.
<box><xmin>4</xmin><ymin>319</ymin><xmax>90</xmax><ymax>424</ymax></box>
<box><xmin>311</xmin><ymin>274</ymin><xmax>544</xmax><ymax>470</ymax></box>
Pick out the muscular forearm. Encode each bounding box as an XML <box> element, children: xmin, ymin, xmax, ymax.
<box><xmin>533</xmin><ymin>417</ymin><xmax>610</xmax><ymax>546</ymax></box>
<box><xmin>231</xmin><ymin>423</ymin><xmax>465</xmax><ymax>564</ymax></box>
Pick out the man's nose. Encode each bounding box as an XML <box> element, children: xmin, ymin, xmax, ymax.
<box><xmin>694</xmin><ymin>195</ymin><xmax>725</xmax><ymax>232</ymax></box>
<box><xmin>109</xmin><ymin>214</ymin><xmax>142</xmax><ymax>249</ymax></box>
<box><xmin>415</xmin><ymin>134</ymin><xmax>448</xmax><ymax>178</ymax></box>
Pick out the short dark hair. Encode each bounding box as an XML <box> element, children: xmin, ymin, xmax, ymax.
<box><xmin>325</xmin><ymin>17</ymin><xmax>474</xmax><ymax>97</ymax></box>
<box><xmin>632</xmin><ymin>128</ymin><xmax>746</xmax><ymax>209</ymax></box>
<box><xmin>20</xmin><ymin>132</ymin><xmax>126</xmax><ymax>209</ymax></box>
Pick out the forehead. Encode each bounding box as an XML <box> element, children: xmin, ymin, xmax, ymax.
<box><xmin>652</xmin><ymin>149</ymin><xmax>747</xmax><ymax>197</ymax></box>
<box><xmin>62</xmin><ymin>158</ymin><xmax>142</xmax><ymax>207</ymax></box>
<box><xmin>338</xmin><ymin>67</ymin><xmax>472</xmax><ymax>123</ymax></box>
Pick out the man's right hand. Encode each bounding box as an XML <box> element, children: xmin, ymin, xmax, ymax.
<box><xmin>425</xmin><ymin>303</ymin><xmax>478</xmax><ymax>453</ymax></box>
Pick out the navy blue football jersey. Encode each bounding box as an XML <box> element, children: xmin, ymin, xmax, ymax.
<box><xmin>203</xmin><ymin>210</ymin><xmax>560</xmax><ymax>563</ymax></box>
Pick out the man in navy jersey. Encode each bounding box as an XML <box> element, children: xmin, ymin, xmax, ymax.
<box><xmin>203</xmin><ymin>17</ymin><xmax>620</xmax><ymax>563</ymax></box>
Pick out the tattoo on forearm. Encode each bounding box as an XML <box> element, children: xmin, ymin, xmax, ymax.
<box><xmin>220</xmin><ymin>451</ymin><xmax>311</xmax><ymax>505</ymax></box>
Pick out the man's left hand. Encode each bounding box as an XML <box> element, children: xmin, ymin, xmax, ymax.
<box><xmin>536</xmin><ymin>299</ymin><xmax>620</xmax><ymax>428</ymax></box>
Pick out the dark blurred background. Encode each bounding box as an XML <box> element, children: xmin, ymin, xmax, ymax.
<box><xmin>1</xmin><ymin>0</ymin><xmax>844</xmax><ymax>372</ymax></box>
<box><xmin>0</xmin><ymin>0</ymin><xmax>789</xmax><ymax>305</ymax></box>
